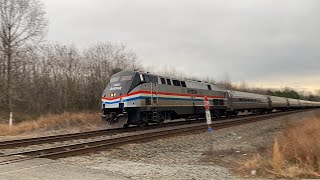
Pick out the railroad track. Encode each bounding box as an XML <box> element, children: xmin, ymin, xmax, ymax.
<box><xmin>0</xmin><ymin>111</ymin><xmax>273</xmax><ymax>149</ymax></box>
<box><xmin>0</xmin><ymin>119</ymin><xmax>207</xmax><ymax>149</ymax></box>
<box><xmin>0</xmin><ymin>109</ymin><xmax>312</xmax><ymax>165</ymax></box>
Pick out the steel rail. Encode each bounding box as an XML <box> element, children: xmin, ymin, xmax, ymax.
<box><xmin>0</xmin><ymin>119</ymin><xmax>209</xmax><ymax>149</ymax></box>
<box><xmin>0</xmin><ymin>109</ymin><xmax>311</xmax><ymax>165</ymax></box>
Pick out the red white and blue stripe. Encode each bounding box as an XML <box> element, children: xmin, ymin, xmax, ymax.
<box><xmin>102</xmin><ymin>90</ymin><xmax>224</xmax><ymax>105</ymax></box>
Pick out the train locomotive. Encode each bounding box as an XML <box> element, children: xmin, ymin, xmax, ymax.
<box><xmin>101</xmin><ymin>70</ymin><xmax>320</xmax><ymax>128</ymax></box>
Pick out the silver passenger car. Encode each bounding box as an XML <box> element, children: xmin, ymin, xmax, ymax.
<box><xmin>287</xmin><ymin>98</ymin><xmax>300</xmax><ymax>108</ymax></box>
<box><xmin>268</xmin><ymin>96</ymin><xmax>288</xmax><ymax>110</ymax></box>
<box><xmin>227</xmin><ymin>90</ymin><xmax>269</xmax><ymax>113</ymax></box>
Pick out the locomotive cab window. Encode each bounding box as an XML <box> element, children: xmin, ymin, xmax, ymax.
<box><xmin>139</xmin><ymin>74</ymin><xmax>144</xmax><ymax>82</ymax></box>
<box><xmin>172</xmin><ymin>80</ymin><xmax>181</xmax><ymax>86</ymax></box>
<box><xmin>160</xmin><ymin>78</ymin><xmax>166</xmax><ymax>84</ymax></box>
<box><xmin>181</xmin><ymin>81</ymin><xmax>186</xmax><ymax>87</ymax></box>
<box><xmin>207</xmin><ymin>85</ymin><xmax>212</xmax><ymax>90</ymax></box>
<box><xmin>166</xmin><ymin>79</ymin><xmax>172</xmax><ymax>85</ymax></box>
<box><xmin>143</xmin><ymin>75</ymin><xmax>150</xmax><ymax>82</ymax></box>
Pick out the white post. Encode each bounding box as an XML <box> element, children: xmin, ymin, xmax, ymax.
<box><xmin>204</xmin><ymin>97</ymin><xmax>213</xmax><ymax>154</ymax></box>
<box><xmin>9</xmin><ymin>112</ymin><xmax>13</xmax><ymax>128</ymax></box>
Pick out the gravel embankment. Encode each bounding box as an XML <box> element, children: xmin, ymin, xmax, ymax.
<box><xmin>58</xmin><ymin>110</ymin><xmax>319</xmax><ymax>180</ymax></box>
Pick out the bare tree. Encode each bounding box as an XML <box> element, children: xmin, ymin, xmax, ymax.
<box><xmin>0</xmin><ymin>0</ymin><xmax>47</xmax><ymax>112</ymax></box>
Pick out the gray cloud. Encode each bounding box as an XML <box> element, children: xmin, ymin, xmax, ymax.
<box><xmin>44</xmin><ymin>0</ymin><xmax>320</xmax><ymax>92</ymax></box>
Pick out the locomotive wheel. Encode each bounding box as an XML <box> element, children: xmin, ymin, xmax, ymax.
<box><xmin>123</xmin><ymin>124</ymin><xmax>129</xmax><ymax>128</ymax></box>
<box><xmin>107</xmin><ymin>115</ymin><xmax>128</xmax><ymax>129</ymax></box>
<box><xmin>138</xmin><ymin>122</ymin><xmax>147</xmax><ymax>127</ymax></box>
<box><xmin>158</xmin><ymin>119</ymin><xmax>164</xmax><ymax>125</ymax></box>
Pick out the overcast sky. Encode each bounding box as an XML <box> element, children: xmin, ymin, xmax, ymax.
<box><xmin>44</xmin><ymin>0</ymin><xmax>320</xmax><ymax>94</ymax></box>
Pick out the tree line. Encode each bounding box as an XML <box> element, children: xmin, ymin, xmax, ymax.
<box><xmin>0</xmin><ymin>0</ymin><xmax>141</xmax><ymax>120</ymax></box>
<box><xmin>0</xmin><ymin>42</ymin><xmax>140</xmax><ymax>116</ymax></box>
<box><xmin>266</xmin><ymin>89</ymin><xmax>320</xmax><ymax>101</ymax></box>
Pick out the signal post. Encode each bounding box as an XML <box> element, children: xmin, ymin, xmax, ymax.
<box><xmin>204</xmin><ymin>96</ymin><xmax>213</xmax><ymax>153</ymax></box>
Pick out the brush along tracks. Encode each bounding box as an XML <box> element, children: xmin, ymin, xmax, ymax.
<box><xmin>0</xmin><ymin>109</ymin><xmax>312</xmax><ymax>165</ymax></box>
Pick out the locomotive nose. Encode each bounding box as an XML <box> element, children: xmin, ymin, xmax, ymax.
<box><xmin>101</xmin><ymin>72</ymin><xmax>137</xmax><ymax>109</ymax></box>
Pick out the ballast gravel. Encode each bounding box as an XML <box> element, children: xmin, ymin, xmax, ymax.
<box><xmin>58</xmin><ymin>110</ymin><xmax>319</xmax><ymax>180</ymax></box>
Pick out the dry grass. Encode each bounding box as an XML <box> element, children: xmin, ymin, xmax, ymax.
<box><xmin>272</xmin><ymin>138</ymin><xmax>283</xmax><ymax>172</ymax></box>
<box><xmin>240</xmin><ymin>111</ymin><xmax>320</xmax><ymax>179</ymax></box>
<box><xmin>274</xmin><ymin>112</ymin><xmax>320</xmax><ymax>178</ymax></box>
<box><xmin>0</xmin><ymin>112</ymin><xmax>104</xmax><ymax>136</ymax></box>
<box><xmin>240</xmin><ymin>154</ymin><xmax>264</xmax><ymax>173</ymax></box>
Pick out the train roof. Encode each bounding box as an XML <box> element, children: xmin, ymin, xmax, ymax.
<box><xmin>117</xmin><ymin>70</ymin><xmax>226</xmax><ymax>91</ymax></box>
<box><xmin>227</xmin><ymin>90</ymin><xmax>268</xmax><ymax>99</ymax></box>
<box><xmin>112</xmin><ymin>71</ymin><xmax>320</xmax><ymax>103</ymax></box>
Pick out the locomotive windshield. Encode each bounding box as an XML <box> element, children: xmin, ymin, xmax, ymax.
<box><xmin>102</xmin><ymin>72</ymin><xmax>140</xmax><ymax>98</ymax></box>
<box><xmin>110</xmin><ymin>76</ymin><xmax>120</xmax><ymax>82</ymax></box>
<box><xmin>109</xmin><ymin>75</ymin><xmax>133</xmax><ymax>83</ymax></box>
<box><xmin>102</xmin><ymin>71</ymin><xmax>159</xmax><ymax>98</ymax></box>
<box><xmin>120</xmin><ymin>75</ymin><xmax>133</xmax><ymax>81</ymax></box>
